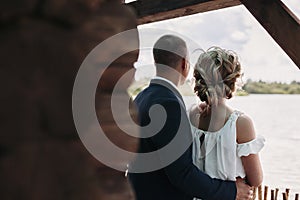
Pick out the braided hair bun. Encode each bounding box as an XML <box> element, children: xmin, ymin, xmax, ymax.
<box><xmin>194</xmin><ymin>47</ymin><xmax>242</xmax><ymax>105</ymax></box>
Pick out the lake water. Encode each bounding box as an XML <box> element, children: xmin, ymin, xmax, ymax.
<box><xmin>183</xmin><ymin>94</ymin><xmax>300</xmax><ymax>198</ymax></box>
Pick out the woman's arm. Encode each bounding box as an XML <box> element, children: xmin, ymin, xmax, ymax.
<box><xmin>236</xmin><ymin>114</ymin><xmax>263</xmax><ymax>187</ymax></box>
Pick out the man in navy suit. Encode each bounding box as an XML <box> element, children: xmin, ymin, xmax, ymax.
<box><xmin>129</xmin><ymin>35</ymin><xmax>253</xmax><ymax>200</ymax></box>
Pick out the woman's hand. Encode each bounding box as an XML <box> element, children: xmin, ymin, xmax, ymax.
<box><xmin>189</xmin><ymin>102</ymin><xmax>210</xmax><ymax>127</ymax></box>
<box><xmin>189</xmin><ymin>104</ymin><xmax>201</xmax><ymax>127</ymax></box>
<box><xmin>198</xmin><ymin>102</ymin><xmax>210</xmax><ymax>118</ymax></box>
<box><xmin>199</xmin><ymin>102</ymin><xmax>207</xmax><ymax>113</ymax></box>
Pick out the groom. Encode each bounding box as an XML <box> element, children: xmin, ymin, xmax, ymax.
<box><xmin>129</xmin><ymin>35</ymin><xmax>252</xmax><ymax>200</ymax></box>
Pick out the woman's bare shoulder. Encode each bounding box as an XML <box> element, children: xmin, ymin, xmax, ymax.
<box><xmin>236</xmin><ymin>113</ymin><xmax>256</xmax><ymax>144</ymax></box>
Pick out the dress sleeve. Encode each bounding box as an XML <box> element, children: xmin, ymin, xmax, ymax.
<box><xmin>237</xmin><ymin>135</ymin><xmax>265</xmax><ymax>157</ymax></box>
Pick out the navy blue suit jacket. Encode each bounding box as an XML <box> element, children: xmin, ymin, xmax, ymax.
<box><xmin>129</xmin><ymin>79</ymin><xmax>236</xmax><ymax>200</ymax></box>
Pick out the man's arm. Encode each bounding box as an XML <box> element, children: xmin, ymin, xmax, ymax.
<box><xmin>151</xmin><ymin>99</ymin><xmax>251</xmax><ymax>200</ymax></box>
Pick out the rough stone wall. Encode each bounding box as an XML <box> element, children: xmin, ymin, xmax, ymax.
<box><xmin>0</xmin><ymin>0</ymin><xmax>139</xmax><ymax>199</ymax></box>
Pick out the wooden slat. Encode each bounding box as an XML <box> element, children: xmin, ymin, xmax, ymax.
<box><xmin>295</xmin><ymin>193</ymin><xmax>299</xmax><ymax>200</ymax></box>
<box><xmin>258</xmin><ymin>185</ymin><xmax>263</xmax><ymax>200</ymax></box>
<box><xmin>127</xmin><ymin>0</ymin><xmax>241</xmax><ymax>24</ymax></box>
<box><xmin>240</xmin><ymin>0</ymin><xmax>300</xmax><ymax>69</ymax></box>
<box><xmin>264</xmin><ymin>186</ymin><xmax>269</xmax><ymax>200</ymax></box>
<box><xmin>275</xmin><ymin>188</ymin><xmax>279</xmax><ymax>200</ymax></box>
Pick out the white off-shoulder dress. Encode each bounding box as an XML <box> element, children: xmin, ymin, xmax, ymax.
<box><xmin>191</xmin><ymin>110</ymin><xmax>265</xmax><ymax>199</ymax></box>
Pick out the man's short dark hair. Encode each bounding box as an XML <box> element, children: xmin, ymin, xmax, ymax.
<box><xmin>153</xmin><ymin>35</ymin><xmax>187</xmax><ymax>69</ymax></box>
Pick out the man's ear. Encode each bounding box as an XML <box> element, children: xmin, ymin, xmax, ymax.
<box><xmin>181</xmin><ymin>58</ymin><xmax>187</xmax><ymax>71</ymax></box>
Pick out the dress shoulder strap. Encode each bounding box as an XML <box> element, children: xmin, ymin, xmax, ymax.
<box><xmin>230</xmin><ymin>110</ymin><xmax>244</xmax><ymax>122</ymax></box>
<box><xmin>222</xmin><ymin>110</ymin><xmax>243</xmax><ymax>136</ymax></box>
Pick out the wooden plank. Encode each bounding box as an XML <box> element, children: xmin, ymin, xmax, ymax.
<box><xmin>127</xmin><ymin>0</ymin><xmax>241</xmax><ymax>24</ymax></box>
<box><xmin>240</xmin><ymin>0</ymin><xmax>300</xmax><ymax>69</ymax></box>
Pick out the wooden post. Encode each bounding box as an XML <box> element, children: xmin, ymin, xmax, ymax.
<box><xmin>286</xmin><ymin>189</ymin><xmax>290</xmax><ymax>200</ymax></box>
<box><xmin>258</xmin><ymin>185</ymin><xmax>263</xmax><ymax>200</ymax></box>
<box><xmin>253</xmin><ymin>187</ymin><xmax>257</xmax><ymax>200</ymax></box>
<box><xmin>295</xmin><ymin>193</ymin><xmax>299</xmax><ymax>200</ymax></box>
<box><xmin>271</xmin><ymin>190</ymin><xmax>275</xmax><ymax>200</ymax></box>
<box><xmin>264</xmin><ymin>186</ymin><xmax>268</xmax><ymax>200</ymax></box>
<box><xmin>275</xmin><ymin>188</ymin><xmax>279</xmax><ymax>200</ymax></box>
<box><xmin>283</xmin><ymin>193</ymin><xmax>287</xmax><ymax>200</ymax></box>
<box><xmin>240</xmin><ymin>0</ymin><xmax>300</xmax><ymax>69</ymax></box>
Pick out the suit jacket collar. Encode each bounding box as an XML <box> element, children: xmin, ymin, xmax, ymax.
<box><xmin>150</xmin><ymin>78</ymin><xmax>185</xmax><ymax>109</ymax></box>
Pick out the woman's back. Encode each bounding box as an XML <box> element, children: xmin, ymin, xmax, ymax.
<box><xmin>197</xmin><ymin>104</ymin><xmax>233</xmax><ymax>132</ymax></box>
<box><xmin>193</xmin><ymin>109</ymin><xmax>240</xmax><ymax>180</ymax></box>
<box><xmin>191</xmin><ymin>105</ymin><xmax>264</xmax><ymax>184</ymax></box>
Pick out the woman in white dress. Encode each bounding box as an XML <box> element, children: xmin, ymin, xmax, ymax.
<box><xmin>189</xmin><ymin>47</ymin><xmax>265</xmax><ymax>198</ymax></box>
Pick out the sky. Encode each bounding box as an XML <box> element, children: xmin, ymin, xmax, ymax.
<box><xmin>130</xmin><ymin>0</ymin><xmax>300</xmax><ymax>83</ymax></box>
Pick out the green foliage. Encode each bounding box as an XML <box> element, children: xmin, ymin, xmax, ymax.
<box><xmin>235</xmin><ymin>89</ymin><xmax>249</xmax><ymax>96</ymax></box>
<box><xmin>243</xmin><ymin>80</ymin><xmax>300</xmax><ymax>94</ymax></box>
<box><xmin>128</xmin><ymin>78</ymin><xmax>300</xmax><ymax>98</ymax></box>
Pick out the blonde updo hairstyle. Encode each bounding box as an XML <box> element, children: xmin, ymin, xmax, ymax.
<box><xmin>194</xmin><ymin>47</ymin><xmax>242</xmax><ymax>105</ymax></box>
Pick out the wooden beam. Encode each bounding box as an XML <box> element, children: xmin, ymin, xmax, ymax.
<box><xmin>241</xmin><ymin>0</ymin><xmax>300</xmax><ymax>69</ymax></box>
<box><xmin>127</xmin><ymin>0</ymin><xmax>241</xmax><ymax>24</ymax></box>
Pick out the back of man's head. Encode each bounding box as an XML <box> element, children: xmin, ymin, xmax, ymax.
<box><xmin>153</xmin><ymin>35</ymin><xmax>187</xmax><ymax>70</ymax></box>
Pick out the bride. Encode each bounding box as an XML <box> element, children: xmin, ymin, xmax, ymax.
<box><xmin>189</xmin><ymin>47</ymin><xmax>265</xmax><ymax>199</ymax></box>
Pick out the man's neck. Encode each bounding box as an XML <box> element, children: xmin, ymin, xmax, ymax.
<box><xmin>156</xmin><ymin>73</ymin><xmax>180</xmax><ymax>87</ymax></box>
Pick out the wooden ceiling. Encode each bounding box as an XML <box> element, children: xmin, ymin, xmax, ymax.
<box><xmin>126</xmin><ymin>0</ymin><xmax>300</xmax><ymax>69</ymax></box>
<box><xmin>127</xmin><ymin>0</ymin><xmax>241</xmax><ymax>24</ymax></box>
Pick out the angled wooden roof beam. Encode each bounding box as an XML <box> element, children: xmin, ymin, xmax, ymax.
<box><xmin>127</xmin><ymin>0</ymin><xmax>241</xmax><ymax>24</ymax></box>
<box><xmin>241</xmin><ymin>0</ymin><xmax>300</xmax><ymax>69</ymax></box>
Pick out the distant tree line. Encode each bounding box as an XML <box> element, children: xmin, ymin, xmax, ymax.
<box><xmin>128</xmin><ymin>78</ymin><xmax>300</xmax><ymax>98</ymax></box>
<box><xmin>241</xmin><ymin>80</ymin><xmax>300</xmax><ymax>94</ymax></box>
